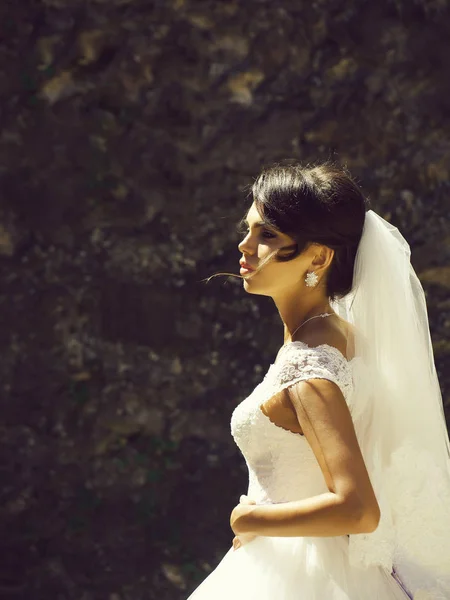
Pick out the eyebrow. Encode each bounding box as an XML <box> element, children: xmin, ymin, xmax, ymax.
<box><xmin>236</xmin><ymin>215</ymin><xmax>279</xmax><ymax>234</ymax></box>
<box><xmin>241</xmin><ymin>217</ymin><xmax>268</xmax><ymax>228</ymax></box>
<box><xmin>246</xmin><ymin>221</ymin><xmax>265</xmax><ymax>228</ymax></box>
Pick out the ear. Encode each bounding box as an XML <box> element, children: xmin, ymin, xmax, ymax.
<box><xmin>310</xmin><ymin>244</ymin><xmax>335</xmax><ymax>275</ymax></box>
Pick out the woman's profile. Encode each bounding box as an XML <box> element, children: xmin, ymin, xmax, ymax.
<box><xmin>186</xmin><ymin>161</ymin><xmax>450</xmax><ymax>599</ymax></box>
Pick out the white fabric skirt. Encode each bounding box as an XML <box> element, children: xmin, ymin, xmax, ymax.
<box><xmin>186</xmin><ymin>534</ymin><xmax>411</xmax><ymax>600</ymax></box>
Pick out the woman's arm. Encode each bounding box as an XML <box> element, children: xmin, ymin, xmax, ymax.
<box><xmin>230</xmin><ymin>489</ymin><xmax>376</xmax><ymax>537</ymax></box>
<box><xmin>230</xmin><ymin>378</ymin><xmax>380</xmax><ymax>537</ymax></box>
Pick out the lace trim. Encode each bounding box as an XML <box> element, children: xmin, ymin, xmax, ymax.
<box><xmin>268</xmin><ymin>342</ymin><xmax>355</xmax><ymax>406</ymax></box>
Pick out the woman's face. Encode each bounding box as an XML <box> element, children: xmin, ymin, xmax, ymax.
<box><xmin>237</xmin><ymin>201</ymin><xmax>320</xmax><ymax>298</ymax></box>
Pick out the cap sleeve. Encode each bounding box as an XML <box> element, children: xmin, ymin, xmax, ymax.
<box><xmin>269</xmin><ymin>342</ymin><xmax>354</xmax><ymax>407</ymax></box>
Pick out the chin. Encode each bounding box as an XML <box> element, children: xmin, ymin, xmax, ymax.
<box><xmin>242</xmin><ymin>279</ymin><xmax>271</xmax><ymax>297</ymax></box>
<box><xmin>242</xmin><ymin>279</ymin><xmax>256</xmax><ymax>293</ymax></box>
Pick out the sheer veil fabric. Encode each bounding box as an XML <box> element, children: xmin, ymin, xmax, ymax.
<box><xmin>330</xmin><ymin>210</ymin><xmax>450</xmax><ymax>598</ymax></box>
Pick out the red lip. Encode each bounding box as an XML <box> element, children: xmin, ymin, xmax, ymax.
<box><xmin>239</xmin><ymin>261</ymin><xmax>255</xmax><ymax>271</ymax></box>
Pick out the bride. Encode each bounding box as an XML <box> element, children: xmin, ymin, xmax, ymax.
<box><xmin>187</xmin><ymin>161</ymin><xmax>450</xmax><ymax>599</ymax></box>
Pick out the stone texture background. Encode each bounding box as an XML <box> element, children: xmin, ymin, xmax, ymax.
<box><xmin>0</xmin><ymin>1</ymin><xmax>449</xmax><ymax>598</ymax></box>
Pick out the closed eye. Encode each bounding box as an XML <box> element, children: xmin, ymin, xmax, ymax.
<box><xmin>241</xmin><ymin>227</ymin><xmax>276</xmax><ymax>240</ymax></box>
<box><xmin>261</xmin><ymin>230</ymin><xmax>276</xmax><ymax>239</ymax></box>
<box><xmin>236</xmin><ymin>220</ymin><xmax>277</xmax><ymax>239</ymax></box>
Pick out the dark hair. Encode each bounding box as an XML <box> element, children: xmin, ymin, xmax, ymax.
<box><xmin>247</xmin><ymin>160</ymin><xmax>370</xmax><ymax>302</ymax></box>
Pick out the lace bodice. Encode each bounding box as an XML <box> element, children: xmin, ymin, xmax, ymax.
<box><xmin>230</xmin><ymin>342</ymin><xmax>356</xmax><ymax>505</ymax></box>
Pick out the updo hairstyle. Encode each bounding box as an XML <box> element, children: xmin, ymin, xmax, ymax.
<box><xmin>247</xmin><ymin>160</ymin><xmax>369</xmax><ymax>301</ymax></box>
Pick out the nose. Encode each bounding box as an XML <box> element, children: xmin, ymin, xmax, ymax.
<box><xmin>238</xmin><ymin>231</ymin><xmax>254</xmax><ymax>255</ymax></box>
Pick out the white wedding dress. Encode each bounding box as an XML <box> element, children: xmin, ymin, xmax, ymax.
<box><xmin>186</xmin><ymin>342</ymin><xmax>413</xmax><ymax>600</ymax></box>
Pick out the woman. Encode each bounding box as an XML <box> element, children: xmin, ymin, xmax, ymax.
<box><xmin>187</xmin><ymin>162</ymin><xmax>450</xmax><ymax>599</ymax></box>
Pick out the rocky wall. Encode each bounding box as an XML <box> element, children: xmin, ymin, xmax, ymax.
<box><xmin>0</xmin><ymin>0</ymin><xmax>449</xmax><ymax>598</ymax></box>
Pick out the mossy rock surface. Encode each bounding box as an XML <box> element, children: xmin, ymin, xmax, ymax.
<box><xmin>0</xmin><ymin>1</ymin><xmax>449</xmax><ymax>598</ymax></box>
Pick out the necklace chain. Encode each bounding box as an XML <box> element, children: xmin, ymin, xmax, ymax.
<box><xmin>287</xmin><ymin>312</ymin><xmax>334</xmax><ymax>343</ymax></box>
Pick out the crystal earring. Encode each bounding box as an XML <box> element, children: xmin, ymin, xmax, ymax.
<box><xmin>305</xmin><ymin>271</ymin><xmax>319</xmax><ymax>287</ymax></box>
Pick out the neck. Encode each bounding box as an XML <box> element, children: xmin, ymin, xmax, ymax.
<box><xmin>273</xmin><ymin>288</ymin><xmax>333</xmax><ymax>345</ymax></box>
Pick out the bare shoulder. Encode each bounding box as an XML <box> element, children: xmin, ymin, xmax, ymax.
<box><xmin>292</xmin><ymin>314</ymin><xmax>356</xmax><ymax>361</ymax></box>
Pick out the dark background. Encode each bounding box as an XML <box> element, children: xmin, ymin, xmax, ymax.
<box><xmin>0</xmin><ymin>0</ymin><xmax>449</xmax><ymax>598</ymax></box>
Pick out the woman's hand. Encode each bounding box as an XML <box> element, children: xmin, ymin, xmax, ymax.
<box><xmin>231</xmin><ymin>495</ymin><xmax>259</xmax><ymax>551</ymax></box>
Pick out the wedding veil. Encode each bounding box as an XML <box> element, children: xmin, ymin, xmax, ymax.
<box><xmin>330</xmin><ymin>209</ymin><xmax>450</xmax><ymax>598</ymax></box>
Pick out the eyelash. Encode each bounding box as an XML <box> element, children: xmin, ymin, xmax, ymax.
<box><xmin>240</xmin><ymin>227</ymin><xmax>276</xmax><ymax>240</ymax></box>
